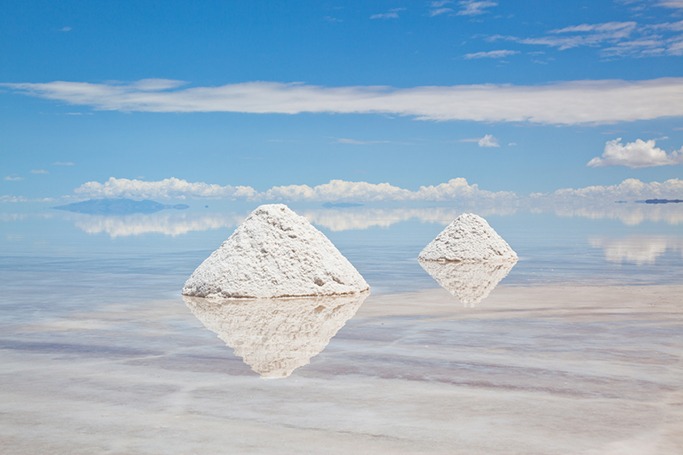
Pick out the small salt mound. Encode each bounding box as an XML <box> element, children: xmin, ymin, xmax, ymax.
<box><xmin>182</xmin><ymin>204</ymin><xmax>369</xmax><ymax>299</ymax></box>
<box><xmin>418</xmin><ymin>213</ymin><xmax>517</xmax><ymax>262</ymax></box>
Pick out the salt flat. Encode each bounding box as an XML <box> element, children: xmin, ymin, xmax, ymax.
<box><xmin>1</xmin><ymin>284</ymin><xmax>681</xmax><ymax>454</ymax></box>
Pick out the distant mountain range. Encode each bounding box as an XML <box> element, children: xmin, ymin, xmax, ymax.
<box><xmin>54</xmin><ymin>198</ymin><xmax>189</xmax><ymax>215</ymax></box>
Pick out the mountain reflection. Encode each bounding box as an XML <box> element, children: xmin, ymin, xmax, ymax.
<box><xmin>183</xmin><ymin>293</ymin><xmax>368</xmax><ymax>378</ymax></box>
<box><xmin>419</xmin><ymin>259</ymin><xmax>517</xmax><ymax>307</ymax></box>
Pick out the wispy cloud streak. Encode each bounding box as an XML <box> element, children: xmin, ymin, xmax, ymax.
<box><xmin>4</xmin><ymin>78</ymin><xmax>683</xmax><ymax>125</ymax></box>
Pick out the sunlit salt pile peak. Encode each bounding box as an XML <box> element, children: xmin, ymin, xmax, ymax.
<box><xmin>182</xmin><ymin>204</ymin><xmax>369</xmax><ymax>299</ymax></box>
<box><xmin>418</xmin><ymin>213</ymin><xmax>517</xmax><ymax>262</ymax></box>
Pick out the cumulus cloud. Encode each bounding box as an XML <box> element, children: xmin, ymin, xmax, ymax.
<box><xmin>72</xmin><ymin>177</ymin><xmax>517</xmax><ymax>203</ymax></box>
<box><xmin>75</xmin><ymin>177</ymin><xmax>257</xmax><ymax>200</ymax></box>
<box><xmin>4</xmin><ymin>175</ymin><xmax>23</xmax><ymax>182</ymax></box>
<box><xmin>31</xmin><ymin>169</ymin><xmax>49</xmax><ymax>175</ymax></box>
<box><xmin>5</xmin><ymin>78</ymin><xmax>683</xmax><ymax>125</ymax></box>
<box><xmin>478</xmin><ymin>134</ymin><xmax>500</xmax><ymax>147</ymax></box>
<box><xmin>534</xmin><ymin>178</ymin><xmax>683</xmax><ymax>202</ymax></box>
<box><xmin>464</xmin><ymin>49</ymin><xmax>519</xmax><ymax>59</ymax></box>
<box><xmin>587</xmin><ymin>138</ymin><xmax>683</xmax><ymax>168</ymax></box>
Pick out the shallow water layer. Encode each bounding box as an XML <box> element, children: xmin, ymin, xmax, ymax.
<box><xmin>1</xmin><ymin>207</ymin><xmax>682</xmax><ymax>453</ymax></box>
<box><xmin>1</xmin><ymin>285</ymin><xmax>681</xmax><ymax>454</ymax></box>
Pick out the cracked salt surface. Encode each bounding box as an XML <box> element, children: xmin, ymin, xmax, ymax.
<box><xmin>182</xmin><ymin>204</ymin><xmax>369</xmax><ymax>299</ymax></box>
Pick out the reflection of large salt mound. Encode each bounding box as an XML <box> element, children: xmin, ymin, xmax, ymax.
<box><xmin>419</xmin><ymin>260</ymin><xmax>516</xmax><ymax>306</ymax></box>
<box><xmin>182</xmin><ymin>204</ymin><xmax>369</xmax><ymax>298</ymax></box>
<box><xmin>183</xmin><ymin>293</ymin><xmax>368</xmax><ymax>378</ymax></box>
<box><xmin>418</xmin><ymin>213</ymin><xmax>517</xmax><ymax>262</ymax></box>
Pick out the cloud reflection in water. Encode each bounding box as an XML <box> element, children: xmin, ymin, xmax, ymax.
<box><xmin>589</xmin><ymin>236</ymin><xmax>683</xmax><ymax>265</ymax></box>
<box><xmin>59</xmin><ymin>202</ymin><xmax>683</xmax><ymax>239</ymax></box>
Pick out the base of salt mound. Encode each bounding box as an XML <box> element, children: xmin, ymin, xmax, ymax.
<box><xmin>418</xmin><ymin>213</ymin><xmax>517</xmax><ymax>262</ymax></box>
<box><xmin>182</xmin><ymin>204</ymin><xmax>369</xmax><ymax>299</ymax></box>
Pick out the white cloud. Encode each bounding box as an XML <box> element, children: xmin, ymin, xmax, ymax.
<box><xmin>31</xmin><ymin>169</ymin><xmax>49</xmax><ymax>175</ymax></box>
<box><xmin>370</xmin><ymin>8</ymin><xmax>405</xmax><ymax>20</ymax></box>
<box><xmin>478</xmin><ymin>134</ymin><xmax>500</xmax><ymax>147</ymax></box>
<box><xmin>264</xmin><ymin>180</ymin><xmax>415</xmax><ymax>202</ymax></box>
<box><xmin>5</xmin><ymin>78</ymin><xmax>683</xmax><ymax>125</ymax></box>
<box><xmin>535</xmin><ymin>178</ymin><xmax>683</xmax><ymax>201</ymax></box>
<box><xmin>460</xmin><ymin>134</ymin><xmax>500</xmax><ymax>147</ymax></box>
<box><xmin>494</xmin><ymin>21</ymin><xmax>637</xmax><ymax>51</ymax></box>
<box><xmin>457</xmin><ymin>1</ymin><xmax>497</xmax><ymax>16</ymax></box>
<box><xmin>59</xmin><ymin>26</ymin><xmax>72</xmax><ymax>32</ymax></box>
<box><xmin>53</xmin><ymin>161</ymin><xmax>76</xmax><ymax>166</ymax></box>
<box><xmin>414</xmin><ymin>178</ymin><xmax>516</xmax><ymax>201</ymax></box>
<box><xmin>658</xmin><ymin>0</ymin><xmax>683</xmax><ymax>8</ymax></box>
<box><xmin>587</xmin><ymin>138</ymin><xmax>683</xmax><ymax>168</ymax></box>
<box><xmin>75</xmin><ymin>177</ymin><xmax>257</xmax><ymax>200</ymax></box>
<box><xmin>464</xmin><ymin>49</ymin><xmax>519</xmax><ymax>59</ymax></box>
<box><xmin>491</xmin><ymin>19</ymin><xmax>683</xmax><ymax>58</ymax></box>
<box><xmin>4</xmin><ymin>175</ymin><xmax>23</xmax><ymax>182</ymax></box>
<box><xmin>428</xmin><ymin>1</ymin><xmax>454</xmax><ymax>16</ymax></box>
<box><xmin>72</xmin><ymin>177</ymin><xmax>517</xmax><ymax>203</ymax></box>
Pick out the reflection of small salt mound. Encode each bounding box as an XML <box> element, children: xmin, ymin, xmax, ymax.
<box><xmin>182</xmin><ymin>204</ymin><xmax>369</xmax><ymax>299</ymax></box>
<box><xmin>419</xmin><ymin>259</ymin><xmax>516</xmax><ymax>306</ymax></box>
<box><xmin>183</xmin><ymin>293</ymin><xmax>368</xmax><ymax>378</ymax></box>
<box><xmin>418</xmin><ymin>213</ymin><xmax>517</xmax><ymax>262</ymax></box>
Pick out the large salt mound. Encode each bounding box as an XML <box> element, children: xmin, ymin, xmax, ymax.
<box><xmin>418</xmin><ymin>213</ymin><xmax>517</xmax><ymax>262</ymax></box>
<box><xmin>182</xmin><ymin>204</ymin><xmax>369</xmax><ymax>299</ymax></box>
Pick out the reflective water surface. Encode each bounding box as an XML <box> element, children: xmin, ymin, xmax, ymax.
<box><xmin>1</xmin><ymin>204</ymin><xmax>682</xmax><ymax>453</ymax></box>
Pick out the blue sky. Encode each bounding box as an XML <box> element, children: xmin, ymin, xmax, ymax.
<box><xmin>1</xmin><ymin>0</ymin><xmax>683</xmax><ymax>204</ymax></box>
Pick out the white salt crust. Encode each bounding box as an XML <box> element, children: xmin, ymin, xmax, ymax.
<box><xmin>418</xmin><ymin>213</ymin><xmax>517</xmax><ymax>262</ymax></box>
<box><xmin>184</xmin><ymin>293</ymin><xmax>367</xmax><ymax>378</ymax></box>
<box><xmin>182</xmin><ymin>204</ymin><xmax>369</xmax><ymax>299</ymax></box>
